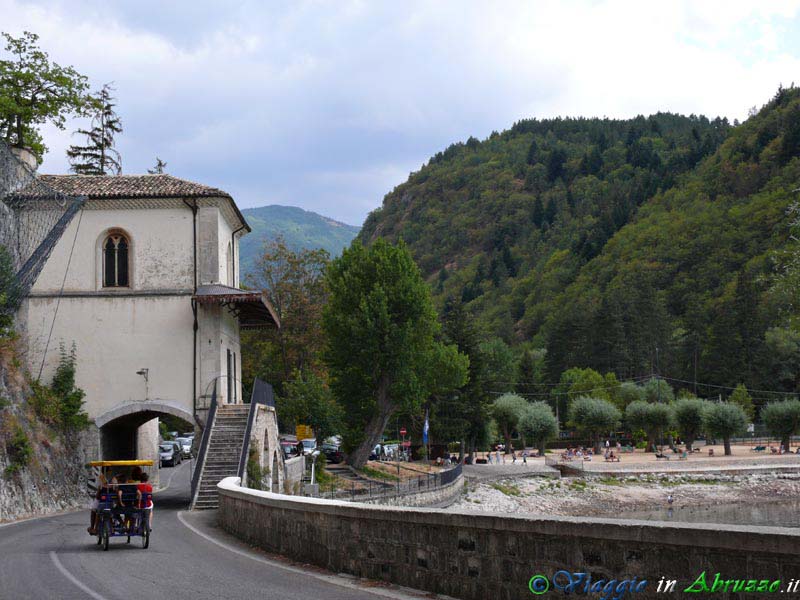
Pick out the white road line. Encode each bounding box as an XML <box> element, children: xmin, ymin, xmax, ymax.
<box><xmin>49</xmin><ymin>551</ymin><xmax>109</xmax><ymax>600</ymax></box>
<box><xmin>157</xmin><ymin>459</ymin><xmax>188</xmax><ymax>493</ymax></box>
<box><xmin>176</xmin><ymin>511</ymin><xmax>432</xmax><ymax>600</ymax></box>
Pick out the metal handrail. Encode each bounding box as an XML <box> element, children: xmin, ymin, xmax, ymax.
<box><xmin>190</xmin><ymin>382</ymin><xmax>217</xmax><ymax>503</ymax></box>
<box><xmin>237</xmin><ymin>378</ymin><xmax>275</xmax><ymax>481</ymax></box>
<box><xmin>325</xmin><ymin>463</ymin><xmax>463</xmax><ymax>501</ymax></box>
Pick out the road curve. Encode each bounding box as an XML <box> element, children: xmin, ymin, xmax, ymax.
<box><xmin>0</xmin><ymin>461</ymin><xmax>426</xmax><ymax>600</ymax></box>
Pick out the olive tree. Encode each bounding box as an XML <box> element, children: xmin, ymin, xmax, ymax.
<box><xmin>492</xmin><ymin>393</ymin><xmax>527</xmax><ymax>452</ymax></box>
<box><xmin>625</xmin><ymin>401</ymin><xmax>675</xmax><ymax>451</ymax></box>
<box><xmin>761</xmin><ymin>399</ymin><xmax>800</xmax><ymax>451</ymax></box>
<box><xmin>518</xmin><ymin>401</ymin><xmax>559</xmax><ymax>455</ymax></box>
<box><xmin>672</xmin><ymin>397</ymin><xmax>710</xmax><ymax>451</ymax></box>
<box><xmin>705</xmin><ymin>402</ymin><xmax>747</xmax><ymax>456</ymax></box>
<box><xmin>568</xmin><ymin>397</ymin><xmax>621</xmax><ymax>453</ymax></box>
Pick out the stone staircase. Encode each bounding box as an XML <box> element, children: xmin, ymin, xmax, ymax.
<box><xmin>193</xmin><ymin>404</ymin><xmax>249</xmax><ymax>510</ymax></box>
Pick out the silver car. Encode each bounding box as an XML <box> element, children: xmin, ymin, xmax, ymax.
<box><xmin>159</xmin><ymin>443</ymin><xmax>177</xmax><ymax>467</ymax></box>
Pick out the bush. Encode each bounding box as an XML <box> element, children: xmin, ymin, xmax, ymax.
<box><xmin>0</xmin><ymin>245</ymin><xmax>16</xmax><ymax>337</ymax></box>
<box><xmin>28</xmin><ymin>343</ymin><xmax>89</xmax><ymax>430</ymax></box>
<box><xmin>246</xmin><ymin>447</ymin><xmax>266</xmax><ymax>490</ymax></box>
<box><xmin>5</xmin><ymin>425</ymin><xmax>31</xmax><ymax>475</ymax></box>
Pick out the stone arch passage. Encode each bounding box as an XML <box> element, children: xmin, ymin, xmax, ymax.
<box><xmin>95</xmin><ymin>401</ymin><xmax>196</xmax><ymax>461</ymax></box>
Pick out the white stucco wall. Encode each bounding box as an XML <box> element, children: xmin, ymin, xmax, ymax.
<box><xmin>31</xmin><ymin>202</ymin><xmax>194</xmax><ymax>293</ymax></box>
<box><xmin>22</xmin><ymin>294</ymin><xmax>194</xmax><ymax>419</ymax></box>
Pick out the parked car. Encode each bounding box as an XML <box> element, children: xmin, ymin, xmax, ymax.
<box><xmin>167</xmin><ymin>440</ymin><xmax>183</xmax><ymax>464</ymax></box>
<box><xmin>300</xmin><ymin>438</ymin><xmax>317</xmax><ymax>455</ymax></box>
<box><xmin>175</xmin><ymin>437</ymin><xmax>193</xmax><ymax>458</ymax></box>
<box><xmin>159</xmin><ymin>443</ymin><xmax>178</xmax><ymax>467</ymax></box>
<box><xmin>321</xmin><ymin>443</ymin><xmax>344</xmax><ymax>464</ymax></box>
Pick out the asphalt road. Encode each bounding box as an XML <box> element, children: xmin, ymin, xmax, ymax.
<box><xmin>0</xmin><ymin>461</ymin><xmax>427</xmax><ymax>600</ymax></box>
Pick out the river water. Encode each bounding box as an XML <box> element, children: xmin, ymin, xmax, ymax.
<box><xmin>618</xmin><ymin>500</ymin><xmax>800</xmax><ymax>528</ymax></box>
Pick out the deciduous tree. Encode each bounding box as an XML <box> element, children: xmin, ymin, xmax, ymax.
<box><xmin>0</xmin><ymin>31</ymin><xmax>91</xmax><ymax>160</ymax></box>
<box><xmin>518</xmin><ymin>401</ymin><xmax>558</xmax><ymax>455</ymax></box>
<box><xmin>705</xmin><ymin>402</ymin><xmax>747</xmax><ymax>456</ymax></box>
<box><xmin>672</xmin><ymin>397</ymin><xmax>709</xmax><ymax>451</ymax></box>
<box><xmin>492</xmin><ymin>393</ymin><xmax>527</xmax><ymax>452</ymax></box>
<box><xmin>323</xmin><ymin>240</ymin><xmax>468</xmax><ymax>468</ymax></box>
<box><xmin>568</xmin><ymin>397</ymin><xmax>621</xmax><ymax>452</ymax></box>
<box><xmin>761</xmin><ymin>399</ymin><xmax>800</xmax><ymax>452</ymax></box>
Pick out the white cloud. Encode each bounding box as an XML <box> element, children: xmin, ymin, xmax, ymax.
<box><xmin>1</xmin><ymin>0</ymin><xmax>799</xmax><ymax>224</ymax></box>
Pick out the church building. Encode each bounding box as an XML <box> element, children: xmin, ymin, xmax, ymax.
<box><xmin>14</xmin><ymin>156</ymin><xmax>278</xmax><ymax>462</ymax></box>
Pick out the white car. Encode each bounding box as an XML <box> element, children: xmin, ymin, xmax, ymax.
<box><xmin>301</xmin><ymin>438</ymin><xmax>317</xmax><ymax>455</ymax></box>
<box><xmin>175</xmin><ymin>437</ymin><xmax>193</xmax><ymax>458</ymax></box>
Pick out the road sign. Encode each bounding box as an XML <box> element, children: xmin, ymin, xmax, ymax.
<box><xmin>400</xmin><ymin>427</ymin><xmax>407</xmax><ymax>437</ymax></box>
<box><xmin>296</xmin><ymin>424</ymin><xmax>314</xmax><ymax>440</ymax></box>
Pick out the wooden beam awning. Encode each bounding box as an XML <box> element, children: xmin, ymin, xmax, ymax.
<box><xmin>193</xmin><ymin>284</ymin><xmax>280</xmax><ymax>330</ymax></box>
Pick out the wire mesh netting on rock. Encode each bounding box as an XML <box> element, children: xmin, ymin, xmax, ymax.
<box><xmin>0</xmin><ymin>141</ymin><xmax>84</xmax><ymax>312</ymax></box>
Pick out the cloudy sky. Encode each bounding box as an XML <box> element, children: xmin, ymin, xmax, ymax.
<box><xmin>3</xmin><ymin>1</ymin><xmax>800</xmax><ymax>225</ymax></box>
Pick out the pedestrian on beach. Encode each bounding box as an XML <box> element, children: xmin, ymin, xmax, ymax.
<box><xmin>522</xmin><ymin>449</ymin><xmax>528</xmax><ymax>464</ymax></box>
<box><xmin>605</xmin><ymin>439</ymin><xmax>610</xmax><ymax>449</ymax></box>
<box><xmin>496</xmin><ymin>448</ymin><xmax>501</xmax><ymax>464</ymax></box>
<box><xmin>487</xmin><ymin>451</ymin><xmax>493</xmax><ymax>464</ymax></box>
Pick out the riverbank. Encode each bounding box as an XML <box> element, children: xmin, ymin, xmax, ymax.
<box><xmin>453</xmin><ymin>471</ymin><xmax>800</xmax><ymax>521</ymax></box>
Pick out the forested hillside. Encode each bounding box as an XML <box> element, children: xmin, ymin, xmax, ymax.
<box><xmin>360</xmin><ymin>87</ymin><xmax>800</xmax><ymax>395</ymax></box>
<box><xmin>240</xmin><ymin>205</ymin><xmax>360</xmax><ymax>278</ymax></box>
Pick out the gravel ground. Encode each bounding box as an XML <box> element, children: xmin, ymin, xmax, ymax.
<box><xmin>453</xmin><ymin>472</ymin><xmax>800</xmax><ymax>518</ymax></box>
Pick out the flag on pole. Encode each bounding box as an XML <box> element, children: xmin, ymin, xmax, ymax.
<box><xmin>422</xmin><ymin>409</ymin><xmax>429</xmax><ymax>445</ymax></box>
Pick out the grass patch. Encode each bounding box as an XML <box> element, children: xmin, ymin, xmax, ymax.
<box><xmin>597</xmin><ymin>476</ymin><xmax>623</xmax><ymax>486</ymax></box>
<box><xmin>490</xmin><ymin>482</ymin><xmax>521</xmax><ymax>496</ymax></box>
<box><xmin>360</xmin><ymin>465</ymin><xmax>399</xmax><ymax>482</ymax></box>
<box><xmin>568</xmin><ymin>479</ymin><xmax>588</xmax><ymax>491</ymax></box>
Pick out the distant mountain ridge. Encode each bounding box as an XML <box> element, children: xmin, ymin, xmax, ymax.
<box><xmin>240</xmin><ymin>205</ymin><xmax>360</xmax><ymax>279</ymax></box>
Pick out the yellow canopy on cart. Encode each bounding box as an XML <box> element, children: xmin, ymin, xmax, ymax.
<box><xmin>88</xmin><ymin>460</ymin><xmax>154</xmax><ymax>467</ymax></box>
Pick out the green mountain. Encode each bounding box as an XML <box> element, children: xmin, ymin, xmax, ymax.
<box><xmin>240</xmin><ymin>205</ymin><xmax>360</xmax><ymax>277</ymax></box>
<box><xmin>360</xmin><ymin>87</ymin><xmax>800</xmax><ymax>394</ymax></box>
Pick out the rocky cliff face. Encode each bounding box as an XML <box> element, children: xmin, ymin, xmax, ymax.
<box><xmin>0</xmin><ymin>340</ymin><xmax>96</xmax><ymax>522</ymax></box>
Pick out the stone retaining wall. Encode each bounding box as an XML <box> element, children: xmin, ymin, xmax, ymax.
<box><xmin>217</xmin><ymin>477</ymin><xmax>800</xmax><ymax>600</ymax></box>
<box><xmin>360</xmin><ymin>474</ymin><xmax>464</xmax><ymax>507</ymax></box>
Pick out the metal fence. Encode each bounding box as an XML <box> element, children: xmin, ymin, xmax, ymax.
<box><xmin>320</xmin><ymin>462</ymin><xmax>463</xmax><ymax>502</ymax></box>
<box><xmin>0</xmin><ymin>141</ymin><xmax>85</xmax><ymax>311</ymax></box>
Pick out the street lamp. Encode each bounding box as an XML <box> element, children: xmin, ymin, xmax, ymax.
<box><xmin>136</xmin><ymin>368</ymin><xmax>149</xmax><ymax>400</ymax></box>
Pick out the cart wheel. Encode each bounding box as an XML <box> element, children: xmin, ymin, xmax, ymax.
<box><xmin>102</xmin><ymin>520</ymin><xmax>110</xmax><ymax>551</ymax></box>
<box><xmin>141</xmin><ymin>525</ymin><xmax>150</xmax><ymax>549</ymax></box>
<box><xmin>96</xmin><ymin>524</ymin><xmax>102</xmax><ymax>545</ymax></box>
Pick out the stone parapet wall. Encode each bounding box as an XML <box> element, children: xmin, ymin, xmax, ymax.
<box><xmin>217</xmin><ymin>477</ymin><xmax>800</xmax><ymax>600</ymax></box>
<box><xmin>283</xmin><ymin>455</ymin><xmax>305</xmax><ymax>493</ymax></box>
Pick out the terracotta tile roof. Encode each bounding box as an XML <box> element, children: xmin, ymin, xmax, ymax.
<box><xmin>33</xmin><ymin>174</ymin><xmax>232</xmax><ymax>200</ymax></box>
<box><xmin>9</xmin><ymin>173</ymin><xmax>250</xmax><ymax>232</ymax></box>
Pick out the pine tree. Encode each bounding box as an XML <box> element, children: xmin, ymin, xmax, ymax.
<box><xmin>526</xmin><ymin>138</ymin><xmax>538</xmax><ymax>165</ymax></box>
<box><xmin>66</xmin><ymin>83</ymin><xmax>122</xmax><ymax>175</ymax></box>
<box><xmin>532</xmin><ymin>197</ymin><xmax>544</xmax><ymax>228</ymax></box>
<box><xmin>148</xmin><ymin>157</ymin><xmax>167</xmax><ymax>174</ymax></box>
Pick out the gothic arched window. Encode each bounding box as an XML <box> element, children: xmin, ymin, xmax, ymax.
<box><xmin>103</xmin><ymin>233</ymin><xmax>129</xmax><ymax>287</ymax></box>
